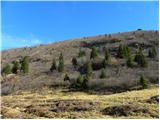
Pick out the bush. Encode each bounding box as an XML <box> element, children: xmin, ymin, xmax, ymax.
<box><xmin>140</xmin><ymin>55</ymin><xmax>148</xmax><ymax>67</ymax></box>
<box><xmin>50</xmin><ymin>59</ymin><xmax>57</xmax><ymax>72</ymax></box>
<box><xmin>134</xmin><ymin>55</ymin><xmax>140</xmax><ymax>66</ymax></box>
<box><xmin>72</xmin><ymin>57</ymin><xmax>77</xmax><ymax>68</ymax></box>
<box><xmin>12</xmin><ymin>61</ymin><xmax>20</xmax><ymax>74</ymax></box>
<box><xmin>64</xmin><ymin>73</ymin><xmax>70</xmax><ymax>81</ymax></box>
<box><xmin>102</xmin><ymin>59</ymin><xmax>107</xmax><ymax>68</ymax></box>
<box><xmin>117</xmin><ymin>44</ymin><xmax>130</xmax><ymax>58</ymax></box>
<box><xmin>2</xmin><ymin>64</ymin><xmax>11</xmax><ymax>75</ymax></box>
<box><xmin>21</xmin><ymin>56</ymin><xmax>29</xmax><ymax>73</ymax></box>
<box><xmin>73</xmin><ymin>74</ymin><xmax>90</xmax><ymax>89</ymax></box>
<box><xmin>134</xmin><ymin>48</ymin><xmax>142</xmax><ymax>63</ymax></box>
<box><xmin>82</xmin><ymin>75</ymin><xmax>89</xmax><ymax>89</ymax></box>
<box><xmin>140</xmin><ymin>74</ymin><xmax>148</xmax><ymax>89</ymax></box>
<box><xmin>148</xmin><ymin>47</ymin><xmax>157</xmax><ymax>58</ymax></box>
<box><xmin>78</xmin><ymin>49</ymin><xmax>86</xmax><ymax>57</ymax></box>
<box><xmin>126</xmin><ymin>56</ymin><xmax>134</xmax><ymax>67</ymax></box>
<box><xmin>124</xmin><ymin>45</ymin><xmax>131</xmax><ymax>58</ymax></box>
<box><xmin>91</xmin><ymin>60</ymin><xmax>104</xmax><ymax>71</ymax></box>
<box><xmin>134</xmin><ymin>49</ymin><xmax>147</xmax><ymax>67</ymax></box>
<box><xmin>100</xmin><ymin>69</ymin><xmax>106</xmax><ymax>79</ymax></box>
<box><xmin>58</xmin><ymin>53</ymin><xmax>64</xmax><ymax>72</ymax></box>
<box><xmin>76</xmin><ymin>75</ymin><xmax>84</xmax><ymax>88</ymax></box>
<box><xmin>104</xmin><ymin>49</ymin><xmax>110</xmax><ymax>62</ymax></box>
<box><xmin>86</xmin><ymin>62</ymin><xmax>93</xmax><ymax>77</ymax></box>
<box><xmin>90</xmin><ymin>46</ymin><xmax>98</xmax><ymax>59</ymax></box>
<box><xmin>117</xmin><ymin>44</ymin><xmax>124</xmax><ymax>58</ymax></box>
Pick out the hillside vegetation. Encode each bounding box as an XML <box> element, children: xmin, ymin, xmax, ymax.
<box><xmin>1</xmin><ymin>30</ymin><xmax>159</xmax><ymax>118</ymax></box>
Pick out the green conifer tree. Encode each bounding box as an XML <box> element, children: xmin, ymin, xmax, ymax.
<box><xmin>117</xmin><ymin>44</ymin><xmax>130</xmax><ymax>58</ymax></box>
<box><xmin>72</xmin><ymin>57</ymin><xmax>77</xmax><ymax>68</ymax></box>
<box><xmin>124</xmin><ymin>46</ymin><xmax>131</xmax><ymax>58</ymax></box>
<box><xmin>58</xmin><ymin>53</ymin><xmax>64</xmax><ymax>72</ymax></box>
<box><xmin>140</xmin><ymin>74</ymin><xmax>148</xmax><ymax>89</ymax></box>
<box><xmin>50</xmin><ymin>59</ymin><xmax>57</xmax><ymax>72</ymax></box>
<box><xmin>134</xmin><ymin>49</ymin><xmax>147</xmax><ymax>67</ymax></box>
<box><xmin>117</xmin><ymin>44</ymin><xmax>124</xmax><ymax>58</ymax></box>
<box><xmin>134</xmin><ymin>48</ymin><xmax>142</xmax><ymax>64</ymax></box>
<box><xmin>126</xmin><ymin>56</ymin><xmax>134</xmax><ymax>67</ymax></box>
<box><xmin>12</xmin><ymin>61</ymin><xmax>20</xmax><ymax>74</ymax></box>
<box><xmin>86</xmin><ymin>62</ymin><xmax>93</xmax><ymax>77</ymax></box>
<box><xmin>21</xmin><ymin>56</ymin><xmax>29</xmax><ymax>73</ymax></box>
<box><xmin>64</xmin><ymin>73</ymin><xmax>70</xmax><ymax>81</ymax></box>
<box><xmin>104</xmin><ymin>49</ymin><xmax>110</xmax><ymax>62</ymax></box>
<box><xmin>76</xmin><ymin>75</ymin><xmax>84</xmax><ymax>88</ymax></box>
<box><xmin>90</xmin><ymin>46</ymin><xmax>98</xmax><ymax>59</ymax></box>
<box><xmin>82</xmin><ymin>75</ymin><xmax>89</xmax><ymax>89</ymax></box>
<box><xmin>102</xmin><ymin>59</ymin><xmax>107</xmax><ymax>68</ymax></box>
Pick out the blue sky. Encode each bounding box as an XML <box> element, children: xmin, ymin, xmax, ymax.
<box><xmin>1</xmin><ymin>1</ymin><xmax>159</xmax><ymax>50</ymax></box>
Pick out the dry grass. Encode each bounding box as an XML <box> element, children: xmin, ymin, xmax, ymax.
<box><xmin>1</xmin><ymin>85</ymin><xmax>158</xmax><ymax>119</ymax></box>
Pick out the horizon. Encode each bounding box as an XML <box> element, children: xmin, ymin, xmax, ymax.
<box><xmin>1</xmin><ymin>29</ymin><xmax>158</xmax><ymax>52</ymax></box>
<box><xmin>2</xmin><ymin>1</ymin><xmax>159</xmax><ymax>50</ymax></box>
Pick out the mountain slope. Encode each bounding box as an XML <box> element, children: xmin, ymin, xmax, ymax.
<box><xmin>1</xmin><ymin>30</ymin><xmax>159</xmax><ymax>119</ymax></box>
<box><xmin>1</xmin><ymin>30</ymin><xmax>159</xmax><ymax>95</ymax></box>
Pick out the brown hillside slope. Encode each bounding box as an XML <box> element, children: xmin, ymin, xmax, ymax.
<box><xmin>1</xmin><ymin>30</ymin><xmax>159</xmax><ymax>95</ymax></box>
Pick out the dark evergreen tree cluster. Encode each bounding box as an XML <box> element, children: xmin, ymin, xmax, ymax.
<box><xmin>134</xmin><ymin>49</ymin><xmax>147</xmax><ymax>67</ymax></box>
<box><xmin>74</xmin><ymin>74</ymin><xmax>89</xmax><ymax>89</ymax></box>
<box><xmin>70</xmin><ymin>45</ymin><xmax>111</xmax><ymax>89</ymax></box>
<box><xmin>50</xmin><ymin>53</ymin><xmax>64</xmax><ymax>73</ymax></box>
<box><xmin>117</xmin><ymin>44</ymin><xmax>130</xmax><ymax>58</ymax></box>
<box><xmin>71</xmin><ymin>55</ymin><xmax>93</xmax><ymax>89</ymax></box>
<box><xmin>68</xmin><ymin>41</ymin><xmax>150</xmax><ymax>90</ymax></box>
<box><xmin>2</xmin><ymin>56</ymin><xmax>29</xmax><ymax>75</ymax></box>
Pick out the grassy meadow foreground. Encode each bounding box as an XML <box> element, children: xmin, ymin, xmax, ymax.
<box><xmin>1</xmin><ymin>85</ymin><xmax>159</xmax><ymax>119</ymax></box>
<box><xmin>1</xmin><ymin>30</ymin><xmax>159</xmax><ymax>118</ymax></box>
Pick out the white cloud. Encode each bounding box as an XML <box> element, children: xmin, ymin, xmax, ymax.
<box><xmin>1</xmin><ymin>34</ymin><xmax>43</xmax><ymax>50</ymax></box>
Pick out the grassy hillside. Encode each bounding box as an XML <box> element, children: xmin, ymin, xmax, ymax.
<box><xmin>1</xmin><ymin>30</ymin><xmax>159</xmax><ymax>118</ymax></box>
